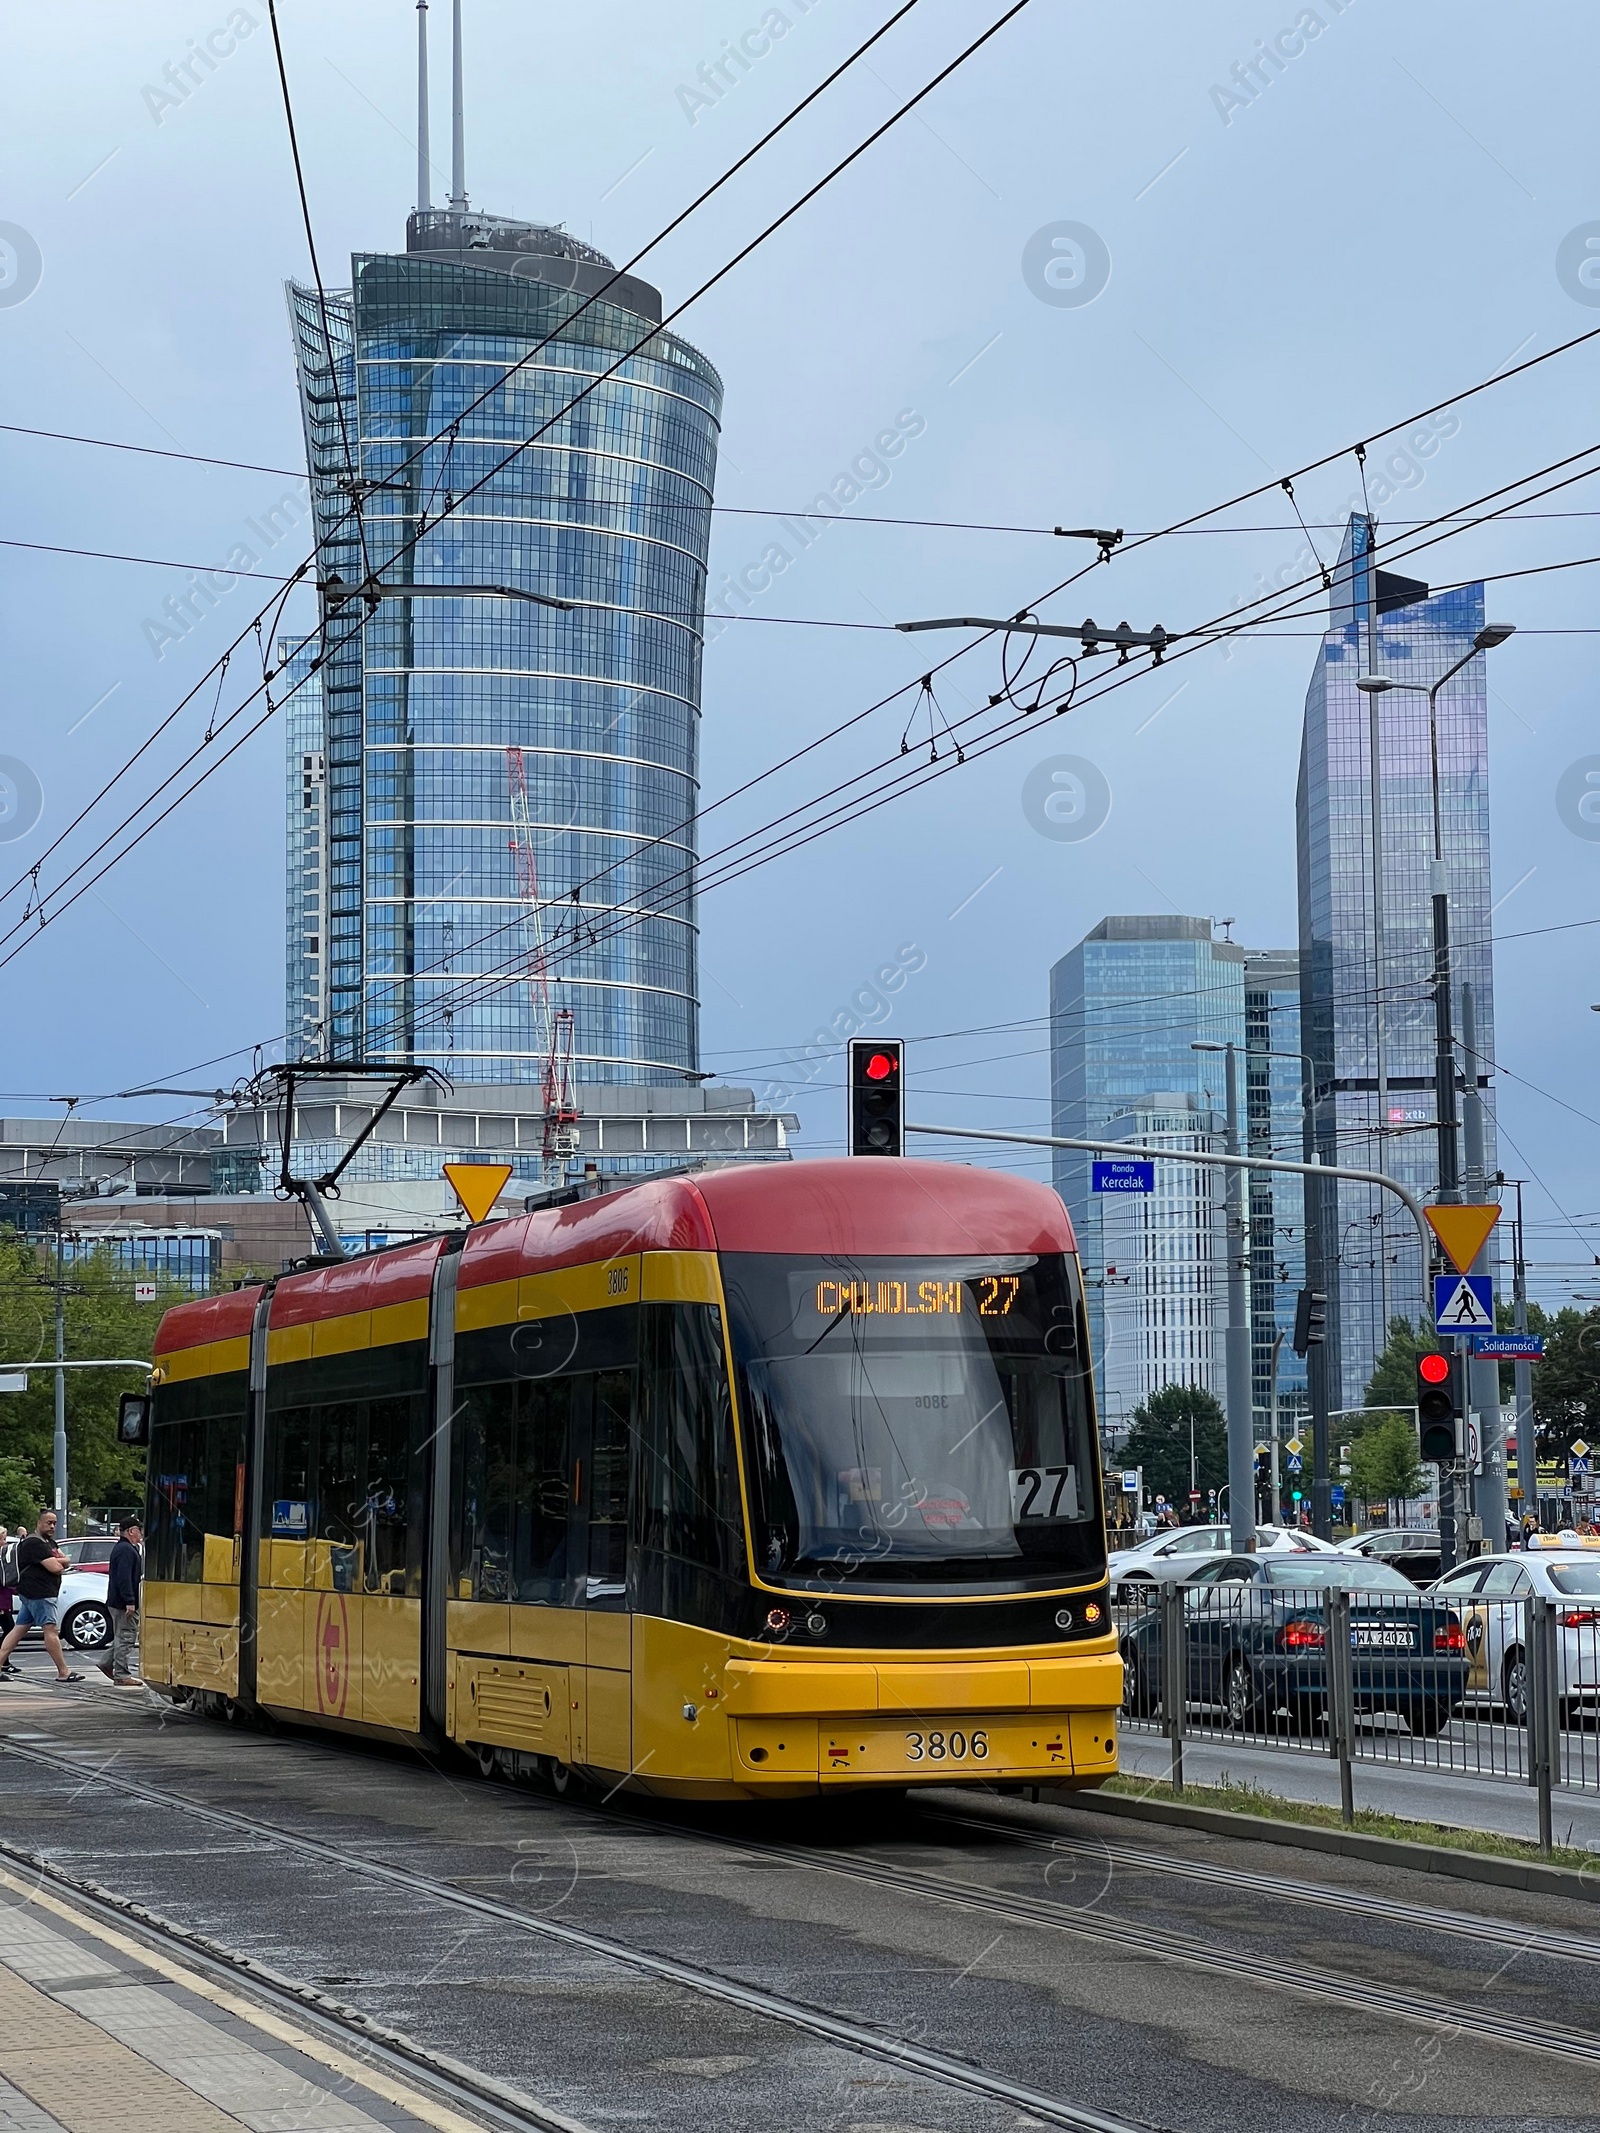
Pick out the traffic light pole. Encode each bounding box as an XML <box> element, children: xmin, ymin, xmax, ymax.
<box><xmin>905</xmin><ymin>1121</ymin><xmax>1437</xmax><ymax>1546</ymax></box>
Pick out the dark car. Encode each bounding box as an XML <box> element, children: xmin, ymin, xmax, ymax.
<box><xmin>1348</xmin><ymin>1528</ymin><xmax>1442</xmax><ymax>1586</ymax></box>
<box><xmin>1119</xmin><ymin>1553</ymin><xmax>1469</xmax><ymax>1737</ymax></box>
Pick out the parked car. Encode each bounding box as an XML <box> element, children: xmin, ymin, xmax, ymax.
<box><xmin>1347</xmin><ymin>1528</ymin><xmax>1442</xmax><ymax>1586</ymax></box>
<box><xmin>57</xmin><ymin>1537</ymin><xmax>116</xmax><ymax>1571</ymax></box>
<box><xmin>1119</xmin><ymin>1552</ymin><xmax>1470</xmax><ymax>1736</ymax></box>
<box><xmin>57</xmin><ymin>1570</ymin><xmax>114</xmax><ymax>1652</ymax></box>
<box><xmin>1427</xmin><ymin>1551</ymin><xmax>1600</xmax><ymax>1723</ymax></box>
<box><xmin>1108</xmin><ymin>1523</ymin><xmax>1335</xmax><ymax>1601</ymax></box>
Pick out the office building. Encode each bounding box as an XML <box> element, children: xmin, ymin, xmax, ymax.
<box><xmin>1097</xmin><ymin>1095</ymin><xmax>1223</xmax><ymax>1423</ymax></box>
<box><xmin>1050</xmin><ymin>916</ymin><xmax>1246</xmax><ymax>1425</ymax></box>
<box><xmin>285</xmin><ymin>53</ymin><xmax>722</xmax><ymax>1085</ymax></box>
<box><xmin>1296</xmin><ymin>514</ymin><xmax>1497</xmax><ymax>1408</ymax></box>
<box><xmin>1244</xmin><ymin>947</ymin><xmax>1308</xmax><ymax>1425</ymax></box>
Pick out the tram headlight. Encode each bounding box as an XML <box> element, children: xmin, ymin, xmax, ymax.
<box><xmin>805</xmin><ymin>1612</ymin><xmax>828</xmax><ymax>1637</ymax></box>
<box><xmin>1082</xmin><ymin>1602</ymin><xmax>1102</xmax><ymax>1625</ymax></box>
<box><xmin>764</xmin><ymin>1607</ymin><xmax>791</xmax><ymax>1636</ymax></box>
<box><xmin>1055</xmin><ymin>1607</ymin><xmax>1074</xmax><ymax>1630</ymax></box>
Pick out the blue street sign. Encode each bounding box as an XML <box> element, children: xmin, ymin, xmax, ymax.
<box><xmin>1472</xmin><ymin>1333</ymin><xmax>1544</xmax><ymax>1361</ymax></box>
<box><xmin>1571</xmin><ymin>1455</ymin><xmax>1592</xmax><ymax>1477</ymax></box>
<box><xmin>1092</xmin><ymin>1159</ymin><xmax>1155</xmax><ymax>1194</ymax></box>
<box><xmin>1286</xmin><ymin>1455</ymin><xmax>1303</xmax><ymax>1474</ymax></box>
<box><xmin>1433</xmin><ymin>1272</ymin><xmax>1494</xmax><ymax>1332</ymax></box>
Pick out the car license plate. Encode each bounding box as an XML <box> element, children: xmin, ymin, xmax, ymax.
<box><xmin>1352</xmin><ymin>1627</ymin><xmax>1415</xmax><ymax>1650</ymax></box>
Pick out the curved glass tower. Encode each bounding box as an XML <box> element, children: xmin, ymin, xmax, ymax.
<box><xmin>287</xmin><ymin>210</ymin><xmax>722</xmax><ymax>1084</ymax></box>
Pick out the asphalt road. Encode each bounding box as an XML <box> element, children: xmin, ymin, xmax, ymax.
<box><xmin>1</xmin><ymin>1667</ymin><xmax>1598</xmax><ymax>2131</ymax></box>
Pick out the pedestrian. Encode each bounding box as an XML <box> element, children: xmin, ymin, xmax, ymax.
<box><xmin>0</xmin><ymin>1510</ymin><xmax>83</xmax><ymax>1684</ymax></box>
<box><xmin>0</xmin><ymin>1526</ymin><xmax>15</xmax><ymax>1663</ymax></box>
<box><xmin>104</xmin><ymin>1515</ymin><xmax>143</xmax><ymax>1687</ymax></box>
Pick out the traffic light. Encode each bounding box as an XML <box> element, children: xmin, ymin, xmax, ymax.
<box><xmin>848</xmin><ymin>1038</ymin><xmax>904</xmax><ymax>1157</ymax></box>
<box><xmin>116</xmin><ymin>1391</ymin><xmax>150</xmax><ymax>1447</ymax></box>
<box><xmin>1415</xmin><ymin>1349</ymin><xmax>1464</xmax><ymax>1464</ymax></box>
<box><xmin>1291</xmin><ymin>1288</ymin><xmax>1326</xmax><ymax>1357</ymax></box>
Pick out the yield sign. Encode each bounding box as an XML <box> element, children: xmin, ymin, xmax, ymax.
<box><xmin>1425</xmin><ymin>1203</ymin><xmax>1501</xmax><ymax>1275</ymax></box>
<box><xmin>443</xmin><ymin>1160</ymin><xmax>515</xmax><ymax>1225</ymax></box>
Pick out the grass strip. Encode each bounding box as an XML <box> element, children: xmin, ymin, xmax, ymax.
<box><xmin>1103</xmin><ymin>1772</ymin><xmax>1600</xmax><ymax>1873</ymax></box>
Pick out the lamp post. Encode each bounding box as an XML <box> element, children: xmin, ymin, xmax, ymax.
<box><xmin>1357</xmin><ymin>621</ymin><xmax>1514</xmax><ymax>1566</ymax></box>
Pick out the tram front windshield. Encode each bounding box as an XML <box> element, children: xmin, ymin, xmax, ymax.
<box><xmin>723</xmin><ymin>1254</ymin><xmax>1102</xmax><ymax>1590</ymax></box>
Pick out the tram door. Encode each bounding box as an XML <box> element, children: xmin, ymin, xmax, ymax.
<box><xmin>570</xmin><ymin>1368</ymin><xmax>634</xmax><ymax>1771</ymax></box>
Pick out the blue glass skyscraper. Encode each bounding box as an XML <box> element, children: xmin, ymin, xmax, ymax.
<box><xmin>286</xmin><ymin>206</ymin><xmax>722</xmax><ymax>1085</ymax></box>
<box><xmin>1296</xmin><ymin>515</ymin><xmax>1497</xmax><ymax>1408</ymax></box>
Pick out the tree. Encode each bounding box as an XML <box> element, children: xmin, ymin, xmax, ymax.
<box><xmin>1119</xmin><ymin>1382</ymin><xmax>1228</xmax><ymax>1509</ymax></box>
<box><xmin>1348</xmin><ymin>1412</ymin><xmax>1423</xmax><ymax>1519</ymax></box>
<box><xmin>0</xmin><ymin>1230</ymin><xmax>174</xmax><ymax>1522</ymax></box>
<box><xmin>1527</xmin><ymin>1304</ymin><xmax>1600</xmax><ymax>1461</ymax></box>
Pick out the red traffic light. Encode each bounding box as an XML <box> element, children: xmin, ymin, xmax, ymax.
<box><xmin>865</xmin><ymin>1051</ymin><xmax>898</xmax><ymax>1082</ymax></box>
<box><xmin>1418</xmin><ymin>1353</ymin><xmax>1451</xmax><ymax>1384</ymax></box>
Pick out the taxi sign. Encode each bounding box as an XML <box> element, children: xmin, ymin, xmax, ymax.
<box><xmin>1424</xmin><ymin>1203</ymin><xmax>1501</xmax><ymax>1276</ymax></box>
<box><xmin>442</xmin><ymin>1160</ymin><xmax>515</xmax><ymax>1225</ymax></box>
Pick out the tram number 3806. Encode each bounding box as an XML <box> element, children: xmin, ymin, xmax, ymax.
<box><xmin>905</xmin><ymin>1729</ymin><xmax>988</xmax><ymax>1762</ymax></box>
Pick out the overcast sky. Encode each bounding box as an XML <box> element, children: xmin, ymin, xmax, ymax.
<box><xmin>2</xmin><ymin>0</ymin><xmax>1597</xmax><ymax>1305</ymax></box>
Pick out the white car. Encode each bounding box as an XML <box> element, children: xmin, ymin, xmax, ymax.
<box><xmin>1109</xmin><ymin>1523</ymin><xmax>1336</xmax><ymax>1600</ymax></box>
<box><xmin>55</xmin><ymin>1570</ymin><xmax>115</xmax><ymax>1652</ymax></box>
<box><xmin>1428</xmin><ymin>1548</ymin><xmax>1600</xmax><ymax>1723</ymax></box>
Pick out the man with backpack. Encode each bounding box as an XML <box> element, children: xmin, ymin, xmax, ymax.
<box><xmin>0</xmin><ymin>1510</ymin><xmax>83</xmax><ymax>1684</ymax></box>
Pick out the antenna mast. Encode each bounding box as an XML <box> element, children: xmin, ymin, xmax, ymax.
<box><xmin>449</xmin><ymin>0</ymin><xmax>468</xmax><ymax>211</ymax></box>
<box><xmin>416</xmin><ymin>0</ymin><xmax>431</xmax><ymax>212</ymax></box>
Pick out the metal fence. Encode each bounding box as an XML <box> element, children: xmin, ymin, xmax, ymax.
<box><xmin>1116</xmin><ymin>1580</ymin><xmax>1600</xmax><ymax>1850</ymax></box>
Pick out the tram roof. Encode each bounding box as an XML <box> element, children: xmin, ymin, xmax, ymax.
<box><xmin>152</xmin><ymin>1159</ymin><xmax>1075</xmax><ymax>1355</ymax></box>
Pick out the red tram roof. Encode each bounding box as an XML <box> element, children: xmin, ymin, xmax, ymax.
<box><xmin>152</xmin><ymin>1283</ymin><xmax>261</xmax><ymax>1356</ymax></box>
<box><xmin>154</xmin><ymin>1160</ymin><xmax>1075</xmax><ymax>1349</ymax></box>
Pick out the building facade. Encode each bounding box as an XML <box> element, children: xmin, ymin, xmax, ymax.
<box><xmin>1050</xmin><ymin>916</ymin><xmax>1246</xmax><ymax>1425</ymax></box>
<box><xmin>286</xmin><ymin>208</ymin><xmax>722</xmax><ymax>1086</ymax></box>
<box><xmin>1097</xmin><ymin>1096</ymin><xmax>1223</xmax><ymax>1426</ymax></box>
<box><xmin>1244</xmin><ymin>948</ymin><xmax>1308</xmax><ymax>1425</ymax></box>
<box><xmin>1296</xmin><ymin>515</ymin><xmax>1497</xmax><ymax>1408</ymax></box>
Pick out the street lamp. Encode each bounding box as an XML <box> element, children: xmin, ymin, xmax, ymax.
<box><xmin>1354</xmin><ymin>622</ymin><xmax>1515</xmax><ymax>1209</ymax></box>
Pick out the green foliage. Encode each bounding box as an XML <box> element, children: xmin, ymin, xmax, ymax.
<box><xmin>1348</xmin><ymin>1411</ymin><xmax>1424</xmax><ymax>1514</ymax></box>
<box><xmin>1119</xmin><ymin>1382</ymin><xmax>1228</xmax><ymax>1507</ymax></box>
<box><xmin>0</xmin><ymin>1454</ymin><xmax>37</xmax><ymax>1527</ymax></box>
<box><xmin>0</xmin><ymin>1229</ymin><xmax>168</xmax><ymax>1526</ymax></box>
<box><xmin>1526</xmin><ymin>1303</ymin><xmax>1600</xmax><ymax>1459</ymax></box>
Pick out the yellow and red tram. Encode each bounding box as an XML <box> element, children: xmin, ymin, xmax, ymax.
<box><xmin>144</xmin><ymin>1157</ymin><xmax>1120</xmax><ymax>1798</ymax></box>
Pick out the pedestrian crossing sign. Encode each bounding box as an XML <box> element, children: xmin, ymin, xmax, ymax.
<box><xmin>1433</xmin><ymin>1272</ymin><xmax>1494</xmax><ymax>1332</ymax></box>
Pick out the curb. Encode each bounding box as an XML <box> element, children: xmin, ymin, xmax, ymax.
<box><xmin>1046</xmin><ymin>1785</ymin><xmax>1600</xmax><ymax>1901</ymax></box>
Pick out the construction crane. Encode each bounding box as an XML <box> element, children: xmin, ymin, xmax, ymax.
<box><xmin>506</xmin><ymin>745</ymin><xmax>580</xmax><ymax>1187</ymax></box>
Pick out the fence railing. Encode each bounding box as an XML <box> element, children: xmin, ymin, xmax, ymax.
<box><xmin>1116</xmin><ymin>1580</ymin><xmax>1600</xmax><ymax>1852</ymax></box>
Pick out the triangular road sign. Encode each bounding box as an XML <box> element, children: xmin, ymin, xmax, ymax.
<box><xmin>1425</xmin><ymin>1202</ymin><xmax>1501</xmax><ymax>1275</ymax></box>
<box><xmin>443</xmin><ymin>1160</ymin><xmax>515</xmax><ymax>1225</ymax></box>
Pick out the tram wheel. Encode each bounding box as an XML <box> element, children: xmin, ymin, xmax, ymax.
<box><xmin>548</xmin><ymin>1760</ymin><xmax>581</xmax><ymax>1797</ymax></box>
<box><xmin>473</xmin><ymin>1744</ymin><xmax>500</xmax><ymax>1780</ymax></box>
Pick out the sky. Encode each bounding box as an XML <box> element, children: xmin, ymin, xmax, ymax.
<box><xmin>1</xmin><ymin>0</ymin><xmax>1598</xmax><ymax>1307</ymax></box>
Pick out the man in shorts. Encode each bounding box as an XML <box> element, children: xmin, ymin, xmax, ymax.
<box><xmin>0</xmin><ymin>1511</ymin><xmax>83</xmax><ymax>1684</ymax></box>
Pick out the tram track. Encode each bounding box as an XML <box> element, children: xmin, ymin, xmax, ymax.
<box><xmin>0</xmin><ymin>1738</ymin><xmax>1161</xmax><ymax>2133</ymax></box>
<box><xmin>6</xmin><ymin>1731</ymin><xmax>1597</xmax><ymax>2079</ymax></box>
<box><xmin>917</xmin><ymin>1801</ymin><xmax>1600</xmax><ymax>1966</ymax></box>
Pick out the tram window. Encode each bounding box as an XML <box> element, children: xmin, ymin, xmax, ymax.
<box><xmin>510</xmin><ymin>1375</ymin><xmax>572</xmax><ymax>1601</ymax></box>
<box><xmin>149</xmin><ymin>1408</ymin><xmax>245</xmax><ymax>1584</ymax></box>
<box><xmin>588</xmin><ymin>1369</ymin><xmax>633</xmax><ymax>1591</ymax></box>
<box><xmin>364</xmin><ymin>1396</ymin><xmax>415</xmax><ymax>1595</ymax></box>
<box><xmin>452</xmin><ymin>1381</ymin><xmax>516</xmax><ymax>1602</ymax></box>
<box><xmin>636</xmin><ymin>1304</ymin><xmax>746</xmax><ymax>1612</ymax></box>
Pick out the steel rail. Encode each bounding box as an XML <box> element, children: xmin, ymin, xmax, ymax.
<box><xmin>0</xmin><ymin>1739</ymin><xmax>1158</xmax><ymax>2133</ymax></box>
<box><xmin>917</xmin><ymin>1806</ymin><xmax>1600</xmax><ymax>1965</ymax></box>
<box><xmin>701</xmin><ymin>1829</ymin><xmax>1600</xmax><ymax>2063</ymax></box>
<box><xmin>0</xmin><ymin>1835</ymin><xmax>590</xmax><ymax>2133</ymax></box>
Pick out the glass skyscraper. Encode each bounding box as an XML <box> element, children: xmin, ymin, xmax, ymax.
<box><xmin>1296</xmin><ymin>515</ymin><xmax>1497</xmax><ymax>1408</ymax></box>
<box><xmin>286</xmin><ymin>209</ymin><xmax>722</xmax><ymax>1085</ymax></box>
<box><xmin>1245</xmin><ymin>948</ymin><xmax>1308</xmax><ymax>1424</ymax></box>
<box><xmin>1050</xmin><ymin>917</ymin><xmax>1246</xmax><ymax>1422</ymax></box>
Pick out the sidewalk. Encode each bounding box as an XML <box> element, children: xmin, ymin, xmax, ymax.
<box><xmin>1117</xmin><ymin>1728</ymin><xmax>1600</xmax><ymax>1850</ymax></box>
<box><xmin>0</xmin><ymin>1863</ymin><xmax>513</xmax><ymax>2133</ymax></box>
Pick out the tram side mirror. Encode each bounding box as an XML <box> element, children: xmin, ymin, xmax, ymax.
<box><xmin>116</xmin><ymin>1392</ymin><xmax>151</xmax><ymax>1447</ymax></box>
